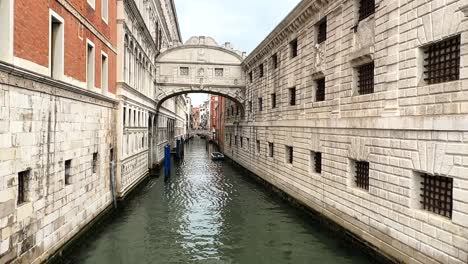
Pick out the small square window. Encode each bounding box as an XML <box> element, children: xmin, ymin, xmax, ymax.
<box><xmin>92</xmin><ymin>152</ymin><xmax>98</xmax><ymax>174</ymax></box>
<box><xmin>268</xmin><ymin>143</ymin><xmax>274</xmax><ymax>158</ymax></box>
<box><xmin>358</xmin><ymin>0</ymin><xmax>375</xmax><ymax>21</ymax></box>
<box><xmin>419</xmin><ymin>173</ymin><xmax>453</xmax><ymax>218</ymax></box>
<box><xmin>423</xmin><ymin>35</ymin><xmax>460</xmax><ymax>85</ymax></box>
<box><xmin>180</xmin><ymin>67</ymin><xmax>189</xmax><ymax>76</ymax></box>
<box><xmin>286</xmin><ymin>146</ymin><xmax>293</xmax><ymax>164</ymax></box>
<box><xmin>271</xmin><ymin>93</ymin><xmax>277</xmax><ymax>108</ymax></box>
<box><xmin>353</xmin><ymin>160</ymin><xmax>369</xmax><ymax>190</ymax></box>
<box><xmin>317</xmin><ymin>17</ymin><xmax>327</xmax><ymax>44</ymax></box>
<box><xmin>289</xmin><ymin>87</ymin><xmax>296</xmax><ymax>106</ymax></box>
<box><xmin>259</xmin><ymin>64</ymin><xmax>264</xmax><ymax>78</ymax></box>
<box><xmin>17</xmin><ymin>170</ymin><xmax>30</xmax><ymax>205</ymax></box>
<box><xmin>290</xmin><ymin>38</ymin><xmax>298</xmax><ymax>58</ymax></box>
<box><xmin>258</xmin><ymin>97</ymin><xmax>263</xmax><ymax>111</ymax></box>
<box><xmin>316</xmin><ymin>78</ymin><xmax>325</xmax><ymax>102</ymax></box>
<box><xmin>272</xmin><ymin>54</ymin><xmax>278</xmax><ymax>69</ymax></box>
<box><xmin>65</xmin><ymin>159</ymin><xmax>72</xmax><ymax>185</ymax></box>
<box><xmin>215</xmin><ymin>68</ymin><xmax>224</xmax><ymax>77</ymax></box>
<box><xmin>357</xmin><ymin>62</ymin><xmax>374</xmax><ymax>95</ymax></box>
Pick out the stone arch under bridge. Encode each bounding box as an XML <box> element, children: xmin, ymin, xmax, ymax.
<box><xmin>155</xmin><ymin>36</ymin><xmax>246</xmax><ymax>111</ymax></box>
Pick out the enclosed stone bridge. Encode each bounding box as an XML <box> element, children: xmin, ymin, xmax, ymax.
<box><xmin>156</xmin><ymin>36</ymin><xmax>246</xmax><ymax>110</ymax></box>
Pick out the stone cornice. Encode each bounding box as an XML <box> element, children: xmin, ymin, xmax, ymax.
<box><xmin>0</xmin><ymin>62</ymin><xmax>117</xmax><ymax>107</ymax></box>
<box><xmin>243</xmin><ymin>0</ymin><xmax>332</xmax><ymax>69</ymax></box>
<box><xmin>57</xmin><ymin>0</ymin><xmax>117</xmax><ymax>53</ymax></box>
<box><xmin>170</xmin><ymin>0</ymin><xmax>182</xmax><ymax>42</ymax></box>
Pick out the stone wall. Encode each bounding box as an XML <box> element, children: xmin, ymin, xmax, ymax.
<box><xmin>225</xmin><ymin>0</ymin><xmax>468</xmax><ymax>263</ymax></box>
<box><xmin>0</xmin><ymin>65</ymin><xmax>116</xmax><ymax>263</ymax></box>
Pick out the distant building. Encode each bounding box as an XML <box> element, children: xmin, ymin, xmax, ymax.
<box><xmin>191</xmin><ymin>107</ymin><xmax>200</xmax><ymax>129</ymax></box>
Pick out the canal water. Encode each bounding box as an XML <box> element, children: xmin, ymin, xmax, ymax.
<box><xmin>65</xmin><ymin>138</ymin><xmax>377</xmax><ymax>264</ymax></box>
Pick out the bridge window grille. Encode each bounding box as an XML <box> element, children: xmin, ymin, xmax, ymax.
<box><xmin>272</xmin><ymin>53</ymin><xmax>278</xmax><ymax>69</ymax></box>
<box><xmin>289</xmin><ymin>87</ymin><xmax>296</xmax><ymax>106</ymax></box>
<box><xmin>290</xmin><ymin>38</ymin><xmax>298</xmax><ymax>58</ymax></box>
<box><xmin>419</xmin><ymin>174</ymin><xmax>453</xmax><ymax>218</ymax></box>
<box><xmin>259</xmin><ymin>64</ymin><xmax>264</xmax><ymax>78</ymax></box>
<box><xmin>286</xmin><ymin>146</ymin><xmax>293</xmax><ymax>164</ymax></box>
<box><xmin>357</xmin><ymin>62</ymin><xmax>374</xmax><ymax>95</ymax></box>
<box><xmin>180</xmin><ymin>67</ymin><xmax>189</xmax><ymax>76</ymax></box>
<box><xmin>258</xmin><ymin>97</ymin><xmax>263</xmax><ymax>111</ymax></box>
<box><xmin>312</xmin><ymin>152</ymin><xmax>322</xmax><ymax>174</ymax></box>
<box><xmin>316</xmin><ymin>78</ymin><xmax>325</xmax><ymax>102</ymax></box>
<box><xmin>271</xmin><ymin>93</ymin><xmax>277</xmax><ymax>108</ymax></box>
<box><xmin>354</xmin><ymin>160</ymin><xmax>369</xmax><ymax>190</ymax></box>
<box><xmin>17</xmin><ymin>170</ymin><xmax>30</xmax><ymax>205</ymax></box>
<box><xmin>423</xmin><ymin>35</ymin><xmax>460</xmax><ymax>85</ymax></box>
<box><xmin>359</xmin><ymin>0</ymin><xmax>375</xmax><ymax>21</ymax></box>
<box><xmin>317</xmin><ymin>17</ymin><xmax>327</xmax><ymax>44</ymax></box>
<box><xmin>215</xmin><ymin>68</ymin><xmax>224</xmax><ymax>77</ymax></box>
<box><xmin>268</xmin><ymin>143</ymin><xmax>274</xmax><ymax>157</ymax></box>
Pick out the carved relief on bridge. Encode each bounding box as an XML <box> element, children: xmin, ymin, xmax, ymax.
<box><xmin>156</xmin><ymin>36</ymin><xmax>246</xmax><ymax>105</ymax></box>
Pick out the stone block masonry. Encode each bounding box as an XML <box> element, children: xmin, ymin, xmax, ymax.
<box><xmin>224</xmin><ymin>0</ymin><xmax>468</xmax><ymax>263</ymax></box>
<box><xmin>0</xmin><ymin>65</ymin><xmax>117</xmax><ymax>264</ymax></box>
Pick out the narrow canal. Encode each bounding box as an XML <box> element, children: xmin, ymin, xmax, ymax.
<box><xmin>65</xmin><ymin>138</ymin><xmax>377</xmax><ymax>264</ymax></box>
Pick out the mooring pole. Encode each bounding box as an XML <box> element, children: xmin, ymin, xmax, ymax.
<box><xmin>176</xmin><ymin>139</ymin><xmax>181</xmax><ymax>160</ymax></box>
<box><xmin>164</xmin><ymin>144</ymin><xmax>171</xmax><ymax>178</ymax></box>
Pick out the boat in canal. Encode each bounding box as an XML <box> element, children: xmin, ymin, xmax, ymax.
<box><xmin>211</xmin><ymin>152</ymin><xmax>224</xmax><ymax>161</ymax></box>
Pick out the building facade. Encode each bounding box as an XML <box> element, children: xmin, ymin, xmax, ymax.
<box><xmin>224</xmin><ymin>0</ymin><xmax>468</xmax><ymax>263</ymax></box>
<box><xmin>0</xmin><ymin>0</ymin><xmax>118</xmax><ymax>262</ymax></box>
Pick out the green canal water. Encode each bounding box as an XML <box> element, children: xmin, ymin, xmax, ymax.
<box><xmin>65</xmin><ymin>138</ymin><xmax>378</xmax><ymax>264</ymax></box>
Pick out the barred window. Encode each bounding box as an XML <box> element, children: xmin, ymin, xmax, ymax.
<box><xmin>317</xmin><ymin>17</ymin><xmax>327</xmax><ymax>44</ymax></box>
<box><xmin>419</xmin><ymin>174</ymin><xmax>453</xmax><ymax>218</ymax></box>
<box><xmin>311</xmin><ymin>152</ymin><xmax>322</xmax><ymax>174</ymax></box>
<box><xmin>249</xmin><ymin>101</ymin><xmax>252</xmax><ymax>112</ymax></box>
<box><xmin>272</xmin><ymin>53</ymin><xmax>278</xmax><ymax>69</ymax></box>
<box><xmin>286</xmin><ymin>146</ymin><xmax>293</xmax><ymax>164</ymax></box>
<box><xmin>316</xmin><ymin>78</ymin><xmax>325</xmax><ymax>102</ymax></box>
<box><xmin>249</xmin><ymin>71</ymin><xmax>253</xmax><ymax>83</ymax></box>
<box><xmin>423</xmin><ymin>35</ymin><xmax>460</xmax><ymax>85</ymax></box>
<box><xmin>180</xmin><ymin>67</ymin><xmax>189</xmax><ymax>76</ymax></box>
<box><xmin>240</xmin><ymin>137</ymin><xmax>243</xmax><ymax>148</ymax></box>
<box><xmin>258</xmin><ymin>97</ymin><xmax>263</xmax><ymax>111</ymax></box>
<box><xmin>271</xmin><ymin>93</ymin><xmax>277</xmax><ymax>109</ymax></box>
<box><xmin>268</xmin><ymin>143</ymin><xmax>274</xmax><ymax>157</ymax></box>
<box><xmin>259</xmin><ymin>64</ymin><xmax>264</xmax><ymax>78</ymax></box>
<box><xmin>17</xmin><ymin>170</ymin><xmax>30</xmax><ymax>205</ymax></box>
<box><xmin>65</xmin><ymin>159</ymin><xmax>72</xmax><ymax>185</ymax></box>
<box><xmin>289</xmin><ymin>87</ymin><xmax>296</xmax><ymax>106</ymax></box>
<box><xmin>354</xmin><ymin>160</ymin><xmax>369</xmax><ymax>190</ymax></box>
<box><xmin>357</xmin><ymin>62</ymin><xmax>374</xmax><ymax>95</ymax></box>
<box><xmin>256</xmin><ymin>140</ymin><xmax>261</xmax><ymax>153</ymax></box>
<box><xmin>359</xmin><ymin>0</ymin><xmax>375</xmax><ymax>21</ymax></box>
<box><xmin>290</xmin><ymin>38</ymin><xmax>298</xmax><ymax>58</ymax></box>
<box><xmin>215</xmin><ymin>68</ymin><xmax>224</xmax><ymax>77</ymax></box>
<box><xmin>92</xmin><ymin>152</ymin><xmax>98</xmax><ymax>174</ymax></box>
<box><xmin>235</xmin><ymin>136</ymin><xmax>238</xmax><ymax>146</ymax></box>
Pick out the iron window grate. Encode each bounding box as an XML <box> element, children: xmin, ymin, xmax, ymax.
<box><xmin>258</xmin><ymin>97</ymin><xmax>263</xmax><ymax>111</ymax></box>
<box><xmin>269</xmin><ymin>143</ymin><xmax>274</xmax><ymax>157</ymax></box>
<box><xmin>314</xmin><ymin>152</ymin><xmax>322</xmax><ymax>174</ymax></box>
<box><xmin>420</xmin><ymin>174</ymin><xmax>453</xmax><ymax>218</ymax></box>
<box><xmin>287</xmin><ymin>146</ymin><xmax>293</xmax><ymax>164</ymax></box>
<box><xmin>290</xmin><ymin>39</ymin><xmax>298</xmax><ymax>58</ymax></box>
<box><xmin>317</xmin><ymin>17</ymin><xmax>327</xmax><ymax>44</ymax></box>
<box><xmin>423</xmin><ymin>35</ymin><xmax>460</xmax><ymax>85</ymax></box>
<box><xmin>271</xmin><ymin>93</ymin><xmax>277</xmax><ymax>108</ymax></box>
<box><xmin>65</xmin><ymin>160</ymin><xmax>72</xmax><ymax>185</ymax></box>
<box><xmin>249</xmin><ymin>72</ymin><xmax>253</xmax><ymax>83</ymax></box>
<box><xmin>180</xmin><ymin>67</ymin><xmax>189</xmax><ymax>76</ymax></box>
<box><xmin>316</xmin><ymin>78</ymin><xmax>325</xmax><ymax>102</ymax></box>
<box><xmin>359</xmin><ymin>0</ymin><xmax>375</xmax><ymax>21</ymax></box>
<box><xmin>355</xmin><ymin>161</ymin><xmax>369</xmax><ymax>190</ymax></box>
<box><xmin>215</xmin><ymin>68</ymin><xmax>224</xmax><ymax>77</ymax></box>
<box><xmin>272</xmin><ymin>54</ymin><xmax>278</xmax><ymax>69</ymax></box>
<box><xmin>289</xmin><ymin>87</ymin><xmax>296</xmax><ymax>106</ymax></box>
<box><xmin>259</xmin><ymin>64</ymin><xmax>264</xmax><ymax>78</ymax></box>
<box><xmin>357</xmin><ymin>62</ymin><xmax>374</xmax><ymax>95</ymax></box>
<box><xmin>18</xmin><ymin>170</ymin><xmax>29</xmax><ymax>204</ymax></box>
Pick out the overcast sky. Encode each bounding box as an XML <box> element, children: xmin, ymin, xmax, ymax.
<box><xmin>175</xmin><ymin>0</ymin><xmax>301</xmax><ymax>106</ymax></box>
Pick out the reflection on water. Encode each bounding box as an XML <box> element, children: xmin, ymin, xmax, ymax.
<box><xmin>65</xmin><ymin>138</ymin><xmax>376</xmax><ymax>264</ymax></box>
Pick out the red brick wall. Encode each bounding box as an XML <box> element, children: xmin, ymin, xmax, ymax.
<box><xmin>14</xmin><ymin>0</ymin><xmax>117</xmax><ymax>94</ymax></box>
